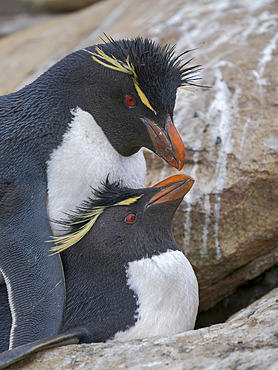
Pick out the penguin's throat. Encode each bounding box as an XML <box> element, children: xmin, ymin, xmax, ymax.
<box><xmin>46</xmin><ymin>107</ymin><xmax>146</xmax><ymax>235</ymax></box>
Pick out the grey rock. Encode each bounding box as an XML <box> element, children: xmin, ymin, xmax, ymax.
<box><xmin>7</xmin><ymin>288</ymin><xmax>278</xmax><ymax>369</ymax></box>
<box><xmin>19</xmin><ymin>0</ymin><xmax>102</xmax><ymax>13</ymax></box>
<box><xmin>0</xmin><ymin>0</ymin><xmax>277</xmax><ymax>314</ymax></box>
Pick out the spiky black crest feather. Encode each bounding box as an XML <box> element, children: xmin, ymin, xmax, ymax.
<box><xmin>55</xmin><ymin>178</ymin><xmax>144</xmax><ymax>228</ymax></box>
<box><xmin>101</xmin><ymin>35</ymin><xmax>201</xmax><ymax>86</ymax></box>
<box><xmin>49</xmin><ymin>179</ymin><xmax>144</xmax><ymax>253</ymax></box>
<box><xmin>86</xmin><ymin>36</ymin><xmax>203</xmax><ymax>114</ymax></box>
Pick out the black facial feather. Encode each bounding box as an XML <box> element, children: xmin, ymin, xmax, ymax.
<box><xmin>89</xmin><ymin>178</ymin><xmax>144</xmax><ymax>208</ymax></box>
<box><xmin>96</xmin><ymin>35</ymin><xmax>203</xmax><ymax>113</ymax></box>
<box><xmin>52</xmin><ymin>178</ymin><xmax>145</xmax><ymax>233</ymax></box>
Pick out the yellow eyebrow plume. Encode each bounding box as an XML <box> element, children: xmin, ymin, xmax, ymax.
<box><xmin>114</xmin><ymin>195</ymin><xmax>143</xmax><ymax>206</ymax></box>
<box><xmin>84</xmin><ymin>48</ymin><xmax>157</xmax><ymax>115</ymax></box>
<box><xmin>134</xmin><ymin>81</ymin><xmax>156</xmax><ymax>114</ymax></box>
<box><xmin>48</xmin><ymin>195</ymin><xmax>143</xmax><ymax>254</ymax></box>
<box><xmin>87</xmin><ymin>47</ymin><xmax>132</xmax><ymax>75</ymax></box>
<box><xmin>49</xmin><ymin>207</ymin><xmax>104</xmax><ymax>255</ymax></box>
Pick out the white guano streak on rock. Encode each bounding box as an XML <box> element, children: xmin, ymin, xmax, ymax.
<box><xmin>174</xmin><ymin>87</ymin><xmax>205</xmax><ymax>256</ymax></box>
<box><xmin>252</xmin><ymin>31</ymin><xmax>278</xmax><ymax>161</ymax></box>
<box><xmin>208</xmin><ymin>67</ymin><xmax>235</xmax><ymax>260</ymax></box>
<box><xmin>183</xmin><ymin>150</ymin><xmax>200</xmax><ymax>255</ymax></box>
<box><xmin>239</xmin><ymin>117</ymin><xmax>250</xmax><ymax>158</ymax></box>
<box><xmin>253</xmin><ymin>31</ymin><xmax>278</xmax><ymax>95</ymax></box>
<box><xmin>166</xmin><ymin>1</ymin><xmax>242</xmax><ymax>258</ymax></box>
<box><xmin>169</xmin><ymin>0</ymin><xmax>216</xmax><ymax>256</ymax></box>
<box><xmin>258</xmin><ymin>31</ymin><xmax>278</xmax><ymax>80</ymax></box>
<box><xmin>201</xmin><ymin>194</ymin><xmax>211</xmax><ymax>258</ymax></box>
<box><xmin>213</xmin><ymin>194</ymin><xmax>221</xmax><ymax>260</ymax></box>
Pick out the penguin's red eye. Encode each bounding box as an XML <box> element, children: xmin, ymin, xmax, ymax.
<box><xmin>124</xmin><ymin>95</ymin><xmax>136</xmax><ymax>107</ymax></box>
<box><xmin>125</xmin><ymin>213</ymin><xmax>136</xmax><ymax>223</ymax></box>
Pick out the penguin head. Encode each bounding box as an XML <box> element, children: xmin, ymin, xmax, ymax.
<box><xmin>67</xmin><ymin>37</ymin><xmax>202</xmax><ymax>170</ymax></box>
<box><xmin>51</xmin><ymin>174</ymin><xmax>194</xmax><ymax>257</ymax></box>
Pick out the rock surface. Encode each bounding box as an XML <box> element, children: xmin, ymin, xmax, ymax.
<box><xmin>0</xmin><ymin>0</ymin><xmax>277</xmax><ymax>312</ymax></box>
<box><xmin>19</xmin><ymin>0</ymin><xmax>101</xmax><ymax>12</ymax></box>
<box><xmin>6</xmin><ymin>288</ymin><xmax>278</xmax><ymax>369</ymax></box>
<box><xmin>196</xmin><ymin>263</ymin><xmax>278</xmax><ymax>327</ymax></box>
<box><xmin>0</xmin><ymin>0</ymin><xmax>62</xmax><ymax>38</ymax></box>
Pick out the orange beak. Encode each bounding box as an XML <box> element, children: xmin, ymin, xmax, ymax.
<box><xmin>142</xmin><ymin>116</ymin><xmax>186</xmax><ymax>171</ymax></box>
<box><xmin>147</xmin><ymin>174</ymin><xmax>194</xmax><ymax>207</ymax></box>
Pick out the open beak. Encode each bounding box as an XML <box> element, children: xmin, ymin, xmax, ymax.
<box><xmin>147</xmin><ymin>174</ymin><xmax>194</xmax><ymax>207</ymax></box>
<box><xmin>142</xmin><ymin>116</ymin><xmax>186</xmax><ymax>171</ymax></box>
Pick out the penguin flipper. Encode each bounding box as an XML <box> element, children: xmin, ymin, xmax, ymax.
<box><xmin>0</xmin><ymin>178</ymin><xmax>65</xmax><ymax>348</ymax></box>
<box><xmin>0</xmin><ymin>328</ymin><xmax>87</xmax><ymax>369</ymax></box>
<box><xmin>0</xmin><ymin>283</ymin><xmax>11</xmax><ymax>353</ymax></box>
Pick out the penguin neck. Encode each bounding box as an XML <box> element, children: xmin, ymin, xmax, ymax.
<box><xmin>47</xmin><ymin>107</ymin><xmax>146</xmax><ymax>234</ymax></box>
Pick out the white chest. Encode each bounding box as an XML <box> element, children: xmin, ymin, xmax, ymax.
<box><xmin>47</xmin><ymin>108</ymin><xmax>146</xmax><ymax>234</ymax></box>
<box><xmin>114</xmin><ymin>250</ymin><xmax>199</xmax><ymax>341</ymax></box>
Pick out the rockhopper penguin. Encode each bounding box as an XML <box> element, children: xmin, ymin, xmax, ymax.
<box><xmin>0</xmin><ymin>36</ymin><xmax>201</xmax><ymax>349</ymax></box>
<box><xmin>59</xmin><ymin>174</ymin><xmax>198</xmax><ymax>342</ymax></box>
<box><xmin>0</xmin><ymin>174</ymin><xmax>198</xmax><ymax>368</ymax></box>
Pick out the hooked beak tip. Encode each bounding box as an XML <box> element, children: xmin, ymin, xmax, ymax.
<box><xmin>142</xmin><ymin>117</ymin><xmax>185</xmax><ymax>170</ymax></box>
<box><xmin>148</xmin><ymin>174</ymin><xmax>195</xmax><ymax>207</ymax></box>
<box><xmin>166</xmin><ymin>119</ymin><xmax>186</xmax><ymax>170</ymax></box>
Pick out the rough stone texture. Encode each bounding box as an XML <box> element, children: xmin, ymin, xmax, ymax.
<box><xmin>0</xmin><ymin>0</ymin><xmax>277</xmax><ymax>312</ymax></box>
<box><xmin>141</xmin><ymin>0</ymin><xmax>278</xmax><ymax>312</ymax></box>
<box><xmin>0</xmin><ymin>0</ymin><xmax>62</xmax><ymax>38</ymax></box>
<box><xmin>196</xmin><ymin>263</ymin><xmax>278</xmax><ymax>328</ymax></box>
<box><xmin>0</xmin><ymin>0</ymin><xmax>124</xmax><ymax>95</ymax></box>
<box><xmin>6</xmin><ymin>288</ymin><xmax>278</xmax><ymax>369</ymax></box>
<box><xmin>19</xmin><ymin>0</ymin><xmax>102</xmax><ymax>12</ymax></box>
